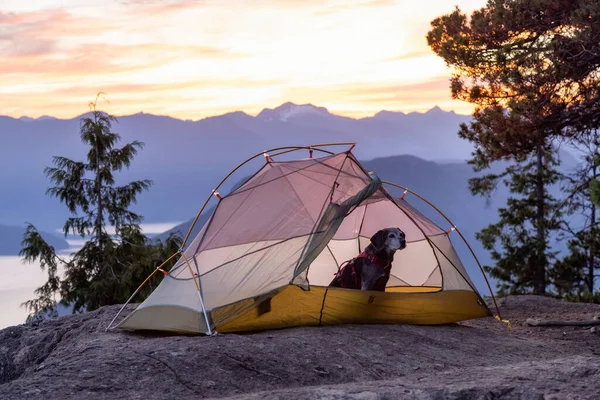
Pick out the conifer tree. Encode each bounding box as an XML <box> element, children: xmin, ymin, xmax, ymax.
<box><xmin>425</xmin><ymin>0</ymin><xmax>600</xmax><ymax>294</ymax></box>
<box><xmin>471</xmin><ymin>147</ymin><xmax>563</xmax><ymax>295</ymax></box>
<box><xmin>20</xmin><ymin>93</ymin><xmax>180</xmax><ymax>319</ymax></box>
<box><xmin>552</xmin><ymin>131</ymin><xmax>600</xmax><ymax>300</ymax></box>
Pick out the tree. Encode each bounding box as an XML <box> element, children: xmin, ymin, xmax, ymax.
<box><xmin>471</xmin><ymin>146</ymin><xmax>563</xmax><ymax>295</ymax></box>
<box><xmin>552</xmin><ymin>130</ymin><xmax>600</xmax><ymax>299</ymax></box>
<box><xmin>427</xmin><ymin>1</ymin><xmax>600</xmax><ymax>157</ymax></box>
<box><xmin>426</xmin><ymin>0</ymin><xmax>600</xmax><ymax>295</ymax></box>
<box><xmin>20</xmin><ymin>93</ymin><xmax>180</xmax><ymax>319</ymax></box>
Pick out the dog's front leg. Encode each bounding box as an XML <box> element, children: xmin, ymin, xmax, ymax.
<box><xmin>361</xmin><ymin>267</ymin><xmax>385</xmax><ymax>291</ymax></box>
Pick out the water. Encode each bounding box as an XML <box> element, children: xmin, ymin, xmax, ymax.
<box><xmin>0</xmin><ymin>256</ymin><xmax>52</xmax><ymax>328</ymax></box>
<box><xmin>0</xmin><ymin>222</ymin><xmax>182</xmax><ymax>329</ymax></box>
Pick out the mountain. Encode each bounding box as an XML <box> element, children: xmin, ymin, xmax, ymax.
<box><xmin>0</xmin><ymin>102</ymin><xmax>579</xmax><ymax>237</ymax></box>
<box><xmin>0</xmin><ymin>103</ymin><xmax>480</xmax><ymax>233</ymax></box>
<box><xmin>0</xmin><ymin>224</ymin><xmax>69</xmax><ymax>256</ymax></box>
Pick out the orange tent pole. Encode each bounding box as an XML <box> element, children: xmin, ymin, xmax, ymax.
<box><xmin>382</xmin><ymin>180</ymin><xmax>503</xmax><ymax>321</ymax></box>
<box><xmin>107</xmin><ymin>143</ymin><xmax>356</xmax><ymax>332</ymax></box>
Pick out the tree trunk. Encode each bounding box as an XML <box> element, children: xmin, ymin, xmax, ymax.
<box><xmin>588</xmin><ymin>165</ymin><xmax>597</xmax><ymax>294</ymax></box>
<box><xmin>94</xmin><ymin>119</ymin><xmax>103</xmax><ymax>251</ymax></box>
<box><xmin>534</xmin><ymin>142</ymin><xmax>546</xmax><ymax>295</ymax></box>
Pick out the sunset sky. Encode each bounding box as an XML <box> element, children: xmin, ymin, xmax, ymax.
<box><xmin>1</xmin><ymin>0</ymin><xmax>486</xmax><ymax>120</ymax></box>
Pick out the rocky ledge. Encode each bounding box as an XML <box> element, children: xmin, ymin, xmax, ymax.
<box><xmin>1</xmin><ymin>295</ymin><xmax>599</xmax><ymax>399</ymax></box>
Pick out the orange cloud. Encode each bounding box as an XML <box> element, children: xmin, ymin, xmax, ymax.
<box><xmin>118</xmin><ymin>0</ymin><xmax>212</xmax><ymax>19</ymax></box>
<box><xmin>385</xmin><ymin>50</ymin><xmax>435</xmax><ymax>62</ymax></box>
<box><xmin>333</xmin><ymin>77</ymin><xmax>451</xmax><ymax>96</ymax></box>
<box><xmin>1</xmin><ymin>41</ymin><xmax>245</xmax><ymax>78</ymax></box>
<box><xmin>0</xmin><ymin>0</ymin><xmax>484</xmax><ymax>120</ymax></box>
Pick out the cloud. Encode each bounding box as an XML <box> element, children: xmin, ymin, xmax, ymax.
<box><xmin>2</xmin><ymin>39</ymin><xmax>56</xmax><ymax>57</ymax></box>
<box><xmin>0</xmin><ymin>40</ymin><xmax>246</xmax><ymax>78</ymax></box>
<box><xmin>271</xmin><ymin>77</ymin><xmax>468</xmax><ymax>117</ymax></box>
<box><xmin>385</xmin><ymin>49</ymin><xmax>435</xmax><ymax>62</ymax></box>
<box><xmin>0</xmin><ymin>8</ymin><xmax>108</xmax><ymax>38</ymax></box>
<box><xmin>48</xmin><ymin>77</ymin><xmax>286</xmax><ymax>98</ymax></box>
<box><xmin>313</xmin><ymin>0</ymin><xmax>395</xmax><ymax>15</ymax></box>
<box><xmin>0</xmin><ymin>0</ymin><xmax>475</xmax><ymax>120</ymax></box>
<box><xmin>118</xmin><ymin>0</ymin><xmax>211</xmax><ymax>18</ymax></box>
<box><xmin>333</xmin><ymin>77</ymin><xmax>452</xmax><ymax>97</ymax></box>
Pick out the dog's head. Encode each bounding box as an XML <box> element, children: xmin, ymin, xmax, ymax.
<box><xmin>370</xmin><ymin>227</ymin><xmax>406</xmax><ymax>253</ymax></box>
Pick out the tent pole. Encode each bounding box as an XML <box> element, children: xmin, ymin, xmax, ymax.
<box><xmin>110</xmin><ymin>143</ymin><xmax>356</xmax><ymax>334</ymax></box>
<box><xmin>181</xmin><ymin>252</ymin><xmax>213</xmax><ymax>335</ymax></box>
<box><xmin>106</xmin><ymin>251</ymin><xmax>180</xmax><ymax>331</ymax></box>
<box><xmin>196</xmin><ymin>289</ymin><xmax>212</xmax><ymax>335</ymax></box>
<box><xmin>270</xmin><ymin>147</ymin><xmax>334</xmax><ymax>158</ymax></box>
<box><xmin>381</xmin><ymin>181</ymin><xmax>503</xmax><ymax>321</ymax></box>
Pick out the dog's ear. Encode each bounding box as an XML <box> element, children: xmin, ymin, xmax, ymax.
<box><xmin>370</xmin><ymin>229</ymin><xmax>386</xmax><ymax>249</ymax></box>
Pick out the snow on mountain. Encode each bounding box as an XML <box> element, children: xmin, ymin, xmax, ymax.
<box><xmin>256</xmin><ymin>102</ymin><xmax>330</xmax><ymax>122</ymax></box>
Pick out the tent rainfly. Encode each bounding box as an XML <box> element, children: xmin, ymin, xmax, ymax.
<box><xmin>108</xmin><ymin>143</ymin><xmax>503</xmax><ymax>335</ymax></box>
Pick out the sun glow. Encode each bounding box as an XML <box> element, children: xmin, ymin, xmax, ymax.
<box><xmin>0</xmin><ymin>0</ymin><xmax>485</xmax><ymax>119</ymax></box>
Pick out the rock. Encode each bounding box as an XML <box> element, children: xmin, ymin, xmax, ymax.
<box><xmin>591</xmin><ymin>327</ymin><xmax>597</xmax><ymax>334</ymax></box>
<box><xmin>0</xmin><ymin>297</ymin><xmax>599</xmax><ymax>399</ymax></box>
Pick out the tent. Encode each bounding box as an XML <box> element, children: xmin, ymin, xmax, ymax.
<box><xmin>108</xmin><ymin>143</ymin><xmax>501</xmax><ymax>335</ymax></box>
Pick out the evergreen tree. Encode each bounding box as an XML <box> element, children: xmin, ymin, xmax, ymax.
<box><xmin>20</xmin><ymin>93</ymin><xmax>180</xmax><ymax>319</ymax></box>
<box><xmin>424</xmin><ymin>0</ymin><xmax>600</xmax><ymax>294</ymax></box>
<box><xmin>552</xmin><ymin>131</ymin><xmax>600</xmax><ymax>300</ymax></box>
<box><xmin>472</xmin><ymin>147</ymin><xmax>563</xmax><ymax>295</ymax></box>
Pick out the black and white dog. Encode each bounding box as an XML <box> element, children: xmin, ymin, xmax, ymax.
<box><xmin>329</xmin><ymin>227</ymin><xmax>407</xmax><ymax>291</ymax></box>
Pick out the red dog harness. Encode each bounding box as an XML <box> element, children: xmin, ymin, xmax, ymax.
<box><xmin>332</xmin><ymin>250</ymin><xmax>392</xmax><ymax>289</ymax></box>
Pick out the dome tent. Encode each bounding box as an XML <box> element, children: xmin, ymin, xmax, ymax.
<box><xmin>108</xmin><ymin>143</ymin><xmax>501</xmax><ymax>335</ymax></box>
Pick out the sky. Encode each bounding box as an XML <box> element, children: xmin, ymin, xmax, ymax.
<box><xmin>0</xmin><ymin>0</ymin><xmax>486</xmax><ymax>120</ymax></box>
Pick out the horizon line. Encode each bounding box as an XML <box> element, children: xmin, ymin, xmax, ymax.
<box><xmin>7</xmin><ymin>102</ymin><xmax>472</xmax><ymax>123</ymax></box>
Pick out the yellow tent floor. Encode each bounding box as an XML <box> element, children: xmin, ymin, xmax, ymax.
<box><xmin>212</xmin><ymin>285</ymin><xmax>491</xmax><ymax>333</ymax></box>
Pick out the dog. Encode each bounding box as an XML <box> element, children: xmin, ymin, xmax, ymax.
<box><xmin>329</xmin><ymin>227</ymin><xmax>406</xmax><ymax>291</ymax></box>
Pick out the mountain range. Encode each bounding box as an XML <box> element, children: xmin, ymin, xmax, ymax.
<box><xmin>0</xmin><ymin>225</ymin><xmax>69</xmax><ymax>256</ymax></box>
<box><xmin>0</xmin><ymin>102</ymin><xmax>580</xmax><ymax>293</ymax></box>
<box><xmin>0</xmin><ymin>102</ymin><xmax>479</xmax><ymax>234</ymax></box>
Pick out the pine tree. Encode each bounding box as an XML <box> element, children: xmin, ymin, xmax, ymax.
<box><xmin>424</xmin><ymin>0</ymin><xmax>600</xmax><ymax>294</ymax></box>
<box><xmin>19</xmin><ymin>93</ymin><xmax>180</xmax><ymax>319</ymax></box>
<box><xmin>552</xmin><ymin>131</ymin><xmax>600</xmax><ymax>300</ymax></box>
<box><xmin>472</xmin><ymin>146</ymin><xmax>563</xmax><ymax>295</ymax></box>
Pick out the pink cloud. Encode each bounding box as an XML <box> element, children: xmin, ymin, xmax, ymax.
<box><xmin>1</xmin><ymin>40</ymin><xmax>245</xmax><ymax>77</ymax></box>
<box><xmin>385</xmin><ymin>49</ymin><xmax>435</xmax><ymax>62</ymax></box>
<box><xmin>47</xmin><ymin>77</ymin><xmax>286</xmax><ymax>97</ymax></box>
<box><xmin>332</xmin><ymin>77</ymin><xmax>452</xmax><ymax>97</ymax></box>
<box><xmin>118</xmin><ymin>0</ymin><xmax>211</xmax><ymax>18</ymax></box>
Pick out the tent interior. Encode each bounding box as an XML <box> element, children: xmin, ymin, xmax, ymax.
<box><xmin>111</xmin><ymin>148</ymin><xmax>493</xmax><ymax>334</ymax></box>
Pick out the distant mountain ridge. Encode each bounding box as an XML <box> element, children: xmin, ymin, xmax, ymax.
<box><xmin>0</xmin><ymin>102</ymin><xmax>479</xmax><ymax>233</ymax></box>
<box><xmin>0</xmin><ymin>101</ymin><xmax>578</xmax><ymax>256</ymax></box>
<box><xmin>0</xmin><ymin>224</ymin><xmax>69</xmax><ymax>256</ymax></box>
